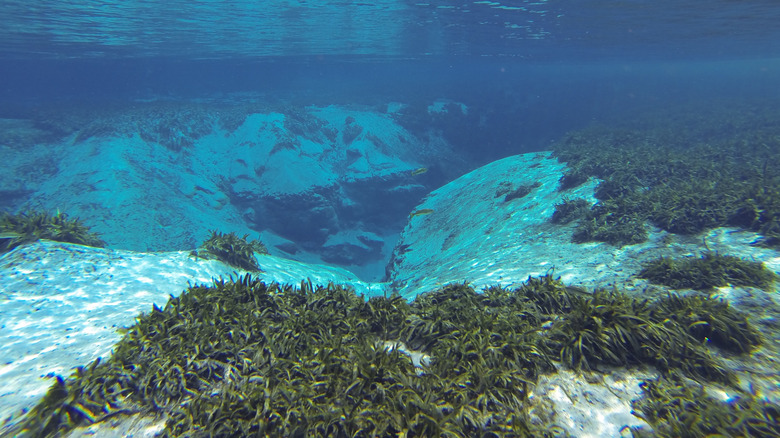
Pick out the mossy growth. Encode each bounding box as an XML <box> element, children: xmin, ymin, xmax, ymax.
<box><xmin>551</xmin><ymin>102</ymin><xmax>780</xmax><ymax>247</ymax></box>
<box><xmin>639</xmin><ymin>252</ymin><xmax>778</xmax><ymax>291</ymax></box>
<box><xmin>15</xmin><ymin>273</ymin><xmax>764</xmax><ymax>437</ymax></box>
<box><xmin>550</xmin><ymin>197</ymin><xmax>590</xmax><ymax>224</ymax></box>
<box><xmin>193</xmin><ymin>230</ymin><xmax>268</xmax><ymax>271</ymax></box>
<box><xmin>0</xmin><ymin>210</ymin><xmax>105</xmax><ymax>253</ymax></box>
<box><xmin>631</xmin><ymin>372</ymin><xmax>780</xmax><ymax>438</ymax></box>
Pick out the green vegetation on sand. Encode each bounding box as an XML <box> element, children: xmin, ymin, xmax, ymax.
<box><xmin>14</xmin><ymin>273</ymin><xmax>767</xmax><ymax>437</ymax></box>
<box><xmin>191</xmin><ymin>230</ymin><xmax>268</xmax><ymax>271</ymax></box>
<box><xmin>0</xmin><ymin>210</ymin><xmax>104</xmax><ymax>253</ymax></box>
<box><xmin>632</xmin><ymin>372</ymin><xmax>780</xmax><ymax>438</ymax></box>
<box><xmin>639</xmin><ymin>252</ymin><xmax>778</xmax><ymax>291</ymax></box>
<box><xmin>552</xmin><ymin>101</ymin><xmax>780</xmax><ymax>247</ymax></box>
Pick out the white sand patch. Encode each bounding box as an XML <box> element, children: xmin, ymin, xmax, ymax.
<box><xmin>528</xmin><ymin>366</ymin><xmax>657</xmax><ymax>438</ymax></box>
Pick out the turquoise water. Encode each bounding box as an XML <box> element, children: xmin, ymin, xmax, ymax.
<box><xmin>2</xmin><ymin>2</ymin><xmax>780</xmax><ymax>437</ymax></box>
<box><xmin>1</xmin><ymin>0</ymin><xmax>780</xmax><ymax>279</ymax></box>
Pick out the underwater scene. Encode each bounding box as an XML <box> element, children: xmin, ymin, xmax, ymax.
<box><xmin>2</xmin><ymin>1</ymin><xmax>780</xmax><ymax>437</ymax></box>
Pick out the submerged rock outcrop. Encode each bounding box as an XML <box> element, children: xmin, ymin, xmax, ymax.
<box><xmin>0</xmin><ymin>102</ymin><xmax>462</xmax><ymax>278</ymax></box>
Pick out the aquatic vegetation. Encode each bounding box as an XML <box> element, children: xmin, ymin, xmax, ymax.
<box><xmin>651</xmin><ymin>293</ymin><xmax>762</xmax><ymax>353</ymax></box>
<box><xmin>638</xmin><ymin>252</ymin><xmax>778</xmax><ymax>291</ymax></box>
<box><xmin>551</xmin><ymin>105</ymin><xmax>780</xmax><ymax>246</ymax></box>
<box><xmin>193</xmin><ymin>230</ymin><xmax>268</xmax><ymax>271</ymax></box>
<box><xmin>550</xmin><ymin>197</ymin><xmax>590</xmax><ymax>224</ymax></box>
<box><xmin>571</xmin><ymin>198</ymin><xmax>648</xmax><ymax>246</ymax></box>
<box><xmin>410</xmin><ymin>167</ymin><xmax>428</xmax><ymax>176</ymax></box>
<box><xmin>513</xmin><ymin>272</ymin><xmax>581</xmax><ymax>316</ymax></box>
<box><xmin>15</xmin><ymin>277</ymin><xmax>553</xmax><ymax>437</ymax></box>
<box><xmin>731</xmin><ymin>181</ymin><xmax>780</xmax><ymax>247</ymax></box>
<box><xmin>14</xmin><ymin>273</ymin><xmax>763</xmax><ymax>437</ymax></box>
<box><xmin>503</xmin><ymin>181</ymin><xmax>542</xmax><ymax>203</ymax></box>
<box><xmin>494</xmin><ymin>181</ymin><xmax>513</xmax><ymax>198</ymax></box>
<box><xmin>0</xmin><ymin>210</ymin><xmax>105</xmax><ymax>253</ymax></box>
<box><xmin>269</xmin><ymin>139</ymin><xmax>299</xmax><ymax>155</ymax></box>
<box><xmin>631</xmin><ymin>372</ymin><xmax>780</xmax><ymax>438</ymax></box>
<box><xmin>409</xmin><ymin>208</ymin><xmax>434</xmax><ymax>218</ymax></box>
<box><xmin>135</xmin><ymin>106</ymin><xmax>216</xmax><ymax>152</ymax></box>
<box><xmin>282</xmin><ymin>108</ymin><xmax>335</xmax><ymax>142</ymax></box>
<box><xmin>542</xmin><ymin>286</ymin><xmax>734</xmax><ymax>383</ymax></box>
<box><xmin>558</xmin><ymin>168</ymin><xmax>590</xmax><ymax>191</ymax></box>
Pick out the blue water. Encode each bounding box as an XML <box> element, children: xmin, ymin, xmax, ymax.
<box><xmin>2</xmin><ymin>0</ymin><xmax>779</xmax><ymax>122</ymax></box>
<box><xmin>3</xmin><ymin>0</ymin><xmax>780</xmax><ymax>60</ymax></box>
<box><xmin>1</xmin><ymin>0</ymin><xmax>780</xmax><ymax>277</ymax></box>
<box><xmin>2</xmin><ymin>4</ymin><xmax>780</xmax><ymax>435</ymax></box>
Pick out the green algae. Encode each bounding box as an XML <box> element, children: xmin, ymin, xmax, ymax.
<box><xmin>651</xmin><ymin>292</ymin><xmax>762</xmax><ymax>354</ymax></box>
<box><xmin>503</xmin><ymin>181</ymin><xmax>542</xmax><ymax>203</ymax></box>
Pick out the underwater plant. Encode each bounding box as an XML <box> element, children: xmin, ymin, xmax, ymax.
<box><xmin>342</xmin><ymin>117</ymin><xmax>363</xmax><ymax>145</ymax></box>
<box><xmin>557</xmin><ymin>168</ymin><xmax>590</xmax><ymax>191</ymax></box>
<box><xmin>550</xmin><ymin>197</ymin><xmax>590</xmax><ymax>224</ymax></box>
<box><xmin>638</xmin><ymin>252</ymin><xmax>778</xmax><ymax>291</ymax></box>
<box><xmin>14</xmin><ymin>277</ymin><xmax>557</xmax><ymax>437</ymax></box>
<box><xmin>503</xmin><ymin>181</ymin><xmax>542</xmax><ymax>202</ymax></box>
<box><xmin>269</xmin><ymin>139</ymin><xmax>299</xmax><ymax>155</ymax></box>
<box><xmin>731</xmin><ymin>182</ymin><xmax>780</xmax><ymax>247</ymax></box>
<box><xmin>551</xmin><ymin>106</ymin><xmax>780</xmax><ymax>246</ymax></box>
<box><xmin>0</xmin><ymin>210</ymin><xmax>105</xmax><ymax>253</ymax></box>
<box><xmin>13</xmin><ymin>273</ymin><xmax>764</xmax><ymax>437</ymax></box>
<box><xmin>651</xmin><ymin>293</ymin><xmax>762</xmax><ymax>353</ymax></box>
<box><xmin>541</xmin><ymin>287</ymin><xmax>734</xmax><ymax>383</ymax></box>
<box><xmin>193</xmin><ymin>230</ymin><xmax>268</xmax><ymax>271</ymax></box>
<box><xmin>631</xmin><ymin>372</ymin><xmax>780</xmax><ymax>438</ymax></box>
<box><xmin>570</xmin><ymin>198</ymin><xmax>648</xmax><ymax>246</ymax></box>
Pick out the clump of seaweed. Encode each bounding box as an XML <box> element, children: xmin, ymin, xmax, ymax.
<box><xmin>728</xmin><ymin>181</ymin><xmax>780</xmax><ymax>247</ymax></box>
<box><xmin>631</xmin><ymin>373</ymin><xmax>780</xmax><ymax>438</ymax></box>
<box><xmin>558</xmin><ymin>168</ymin><xmax>590</xmax><ymax>191</ymax></box>
<box><xmin>571</xmin><ymin>198</ymin><xmax>648</xmax><ymax>246</ymax></box>
<box><xmin>639</xmin><ymin>252</ymin><xmax>778</xmax><ymax>291</ymax></box>
<box><xmin>551</xmin><ymin>197</ymin><xmax>590</xmax><ymax>224</ymax></box>
<box><xmin>503</xmin><ymin>181</ymin><xmax>542</xmax><ymax>202</ymax></box>
<box><xmin>651</xmin><ymin>293</ymin><xmax>762</xmax><ymax>353</ymax></box>
<box><xmin>342</xmin><ymin>116</ymin><xmax>363</xmax><ymax>145</ymax></box>
<box><xmin>536</xmin><ymin>281</ymin><xmax>735</xmax><ymax>383</ymax></box>
<box><xmin>193</xmin><ymin>230</ymin><xmax>268</xmax><ymax>271</ymax></box>
<box><xmin>14</xmin><ymin>273</ymin><xmax>764</xmax><ymax>437</ymax></box>
<box><xmin>0</xmin><ymin>210</ymin><xmax>105</xmax><ymax>253</ymax></box>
